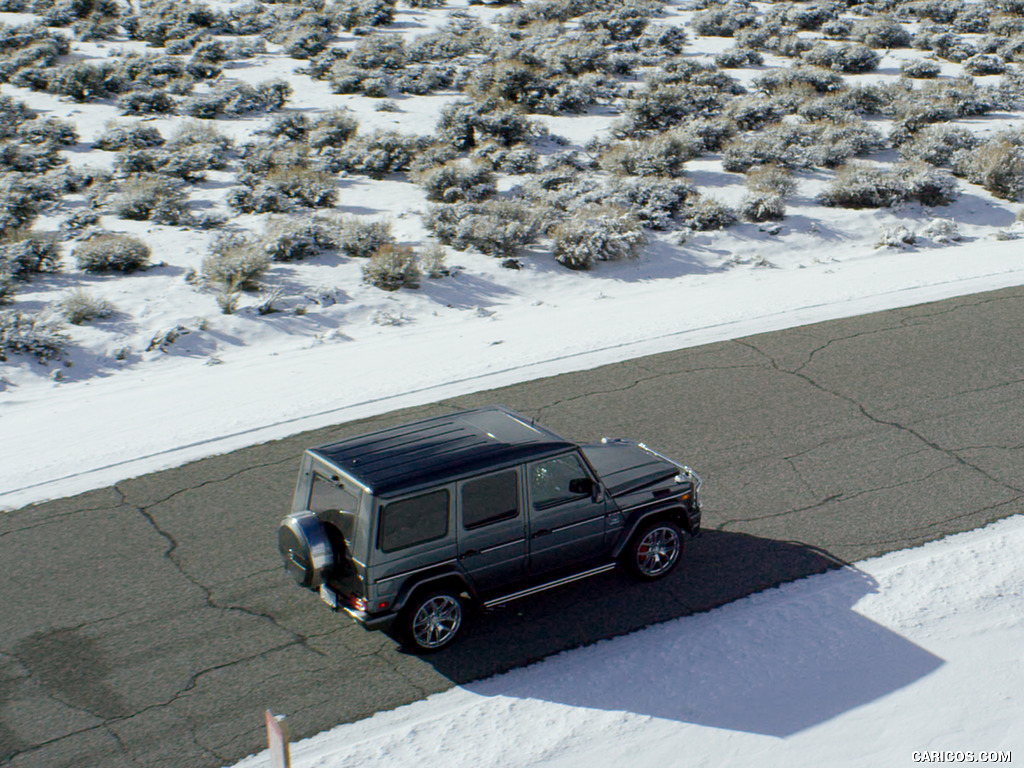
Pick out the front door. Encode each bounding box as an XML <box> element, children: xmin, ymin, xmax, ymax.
<box><xmin>526</xmin><ymin>452</ymin><xmax>608</xmax><ymax>577</ymax></box>
<box><xmin>457</xmin><ymin>468</ymin><xmax>527</xmax><ymax>594</ymax></box>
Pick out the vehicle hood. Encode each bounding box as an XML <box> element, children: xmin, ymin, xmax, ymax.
<box><xmin>581</xmin><ymin>441</ymin><xmax>681</xmax><ymax>498</ymax></box>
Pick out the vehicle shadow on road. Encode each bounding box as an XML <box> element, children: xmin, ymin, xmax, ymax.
<box><xmin>420</xmin><ymin>530</ymin><xmax>943</xmax><ymax>737</ymax></box>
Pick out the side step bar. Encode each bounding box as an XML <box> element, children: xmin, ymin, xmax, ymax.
<box><xmin>482</xmin><ymin>563</ymin><xmax>618</xmax><ymax>610</ymax></box>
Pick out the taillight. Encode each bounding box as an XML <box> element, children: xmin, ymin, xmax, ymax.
<box><xmin>349</xmin><ymin>595</ymin><xmax>367</xmax><ymax>611</ymax></box>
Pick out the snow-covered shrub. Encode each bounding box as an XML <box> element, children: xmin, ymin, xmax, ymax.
<box><xmin>900</xmin><ymin>58</ymin><xmax>942</xmax><ymax>78</ymax></box>
<box><xmin>745</xmin><ymin>163</ymin><xmax>796</xmax><ymax>197</ymax></box>
<box><xmin>820</xmin><ymin>162</ymin><xmax>958</xmax><ymax>208</ymax></box>
<box><xmin>551</xmin><ymin>204</ymin><xmax>645</xmax><ymax>270</ymax></box>
<box><xmin>820</xmin><ymin>18</ymin><xmax>852</xmax><ymax>37</ymax></box>
<box><xmin>802</xmin><ymin>42</ymin><xmax>881</xmax><ymax>73</ymax></box>
<box><xmin>0</xmin><ymin>230</ymin><xmax>60</xmax><ymax>277</ymax></box>
<box><xmin>420</xmin><ymin>242</ymin><xmax>448</xmax><ymax>278</ymax></box>
<box><xmin>679</xmin><ymin>195</ymin><xmax>738</xmax><ymax>230</ymax></box>
<box><xmin>0</xmin><ymin>140</ymin><xmax>65</xmax><ymax>174</ymax></box>
<box><xmin>722</xmin><ymin>119</ymin><xmax>884</xmax><ymax>172</ymax></box>
<box><xmin>754</xmin><ymin>65</ymin><xmax>844</xmax><ymax>95</ymax></box>
<box><xmin>0</xmin><ymin>176</ymin><xmax>40</xmax><ymax>234</ymax></box>
<box><xmin>264</xmin><ymin>112</ymin><xmax>310</xmax><ymax>141</ymax></box>
<box><xmin>232</xmin><ymin>167</ymin><xmax>337</xmax><ymax>213</ymax></box>
<box><xmin>425</xmin><ymin>201</ymin><xmax>542</xmax><ymax>258</ymax></box>
<box><xmin>307</xmin><ymin>109</ymin><xmax>359</xmax><ymax>150</ymax></box>
<box><xmin>47</xmin><ymin>61</ymin><xmax>127</xmax><ymax>101</ymax></box>
<box><xmin>436</xmin><ymin>101</ymin><xmax>536</xmax><ymax>149</ymax></box>
<box><xmin>598</xmin><ymin>130</ymin><xmax>702</xmax><ymax>177</ymax></box>
<box><xmin>472</xmin><ymin>143</ymin><xmax>539</xmax><ymax>174</ymax></box>
<box><xmin>334</xmin><ymin>217</ymin><xmax>395</xmax><ymax>258</ymax></box>
<box><xmin>56</xmin><ymin>287</ymin><xmax>115</xmax><ymax>324</ymax></box>
<box><xmin>74</xmin><ymin>233</ymin><xmax>150</xmax><ymax>272</ymax></box>
<box><xmin>875</xmin><ymin>223</ymin><xmax>916</xmax><ymax>248</ymax></box>
<box><xmin>920</xmin><ymin>218</ymin><xmax>961</xmax><ymax>242</ymax></box>
<box><xmin>362</xmin><ymin>243</ymin><xmax>421</xmax><ymax>291</ymax></box>
<box><xmin>110</xmin><ymin>173</ymin><xmax>188</xmax><ymax>223</ymax></box>
<box><xmin>603</xmin><ymin>177</ymin><xmax>694</xmax><ymax>229</ymax></box>
<box><xmin>18</xmin><ymin>117</ymin><xmax>77</xmax><ymax>147</ymax></box>
<box><xmin>962</xmin><ymin>53</ymin><xmax>1007</xmax><ymax>75</ymax></box>
<box><xmin>182</xmin><ymin>79</ymin><xmax>290</xmax><ymax>118</ymax></box>
<box><xmin>261</xmin><ymin>216</ymin><xmax>326</xmax><ymax>262</ymax></box>
<box><xmin>0</xmin><ymin>270</ymin><xmax>14</xmax><ymax>303</ymax></box>
<box><xmin>348</xmin><ymin>33</ymin><xmax>406</xmax><ymax>71</ymax></box>
<box><xmin>0</xmin><ymin>309</ymin><xmax>67</xmax><ymax>362</ymax></box>
<box><xmin>202</xmin><ymin>236</ymin><xmax>270</xmax><ymax>293</ymax></box>
<box><xmin>419</xmin><ymin>161</ymin><xmax>496</xmax><ymax>203</ymax></box>
<box><xmin>94</xmin><ymin>121</ymin><xmax>165</xmax><ymax>150</ymax></box>
<box><xmin>618</xmin><ymin>84</ymin><xmax>728</xmax><ymax>135</ymax></box>
<box><xmin>714</xmin><ymin>47</ymin><xmax>764</xmax><ymax>68</ymax></box>
<box><xmin>898</xmin><ymin>125</ymin><xmax>980</xmax><ymax>167</ymax></box>
<box><xmin>336</xmin><ymin>0</ymin><xmax>396</xmax><ymax>30</ymax></box>
<box><xmin>851</xmin><ymin>16</ymin><xmax>911</xmax><ymax>48</ymax></box>
<box><xmin>952</xmin><ymin>136</ymin><xmax>1024</xmax><ymax>200</ymax></box>
<box><xmin>741</xmin><ymin>192</ymin><xmax>786</xmax><ymax>222</ymax></box>
<box><xmin>691</xmin><ymin>4</ymin><xmax>758</xmax><ymax>37</ymax></box>
<box><xmin>913</xmin><ymin>26</ymin><xmax>976</xmax><ymax>62</ymax></box>
<box><xmin>323</xmin><ymin>130</ymin><xmax>427</xmax><ymax>177</ymax></box>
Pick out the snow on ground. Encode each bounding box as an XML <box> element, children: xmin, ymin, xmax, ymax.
<box><xmin>2</xmin><ymin>234</ymin><xmax>1024</xmax><ymax>511</ymax></box>
<box><xmin>232</xmin><ymin>514</ymin><xmax>1024</xmax><ymax>768</ymax></box>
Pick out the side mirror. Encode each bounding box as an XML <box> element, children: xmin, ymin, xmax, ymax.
<box><xmin>568</xmin><ymin>477</ymin><xmax>594</xmax><ymax>496</ymax></box>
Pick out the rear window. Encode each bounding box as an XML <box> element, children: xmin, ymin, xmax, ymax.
<box><xmin>308</xmin><ymin>473</ymin><xmax>360</xmax><ymax>542</ymax></box>
<box><xmin>379</xmin><ymin>489</ymin><xmax>449</xmax><ymax>553</ymax></box>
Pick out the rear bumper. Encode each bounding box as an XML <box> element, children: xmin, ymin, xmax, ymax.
<box><xmin>342</xmin><ymin>606</ymin><xmax>397</xmax><ymax>632</ymax></box>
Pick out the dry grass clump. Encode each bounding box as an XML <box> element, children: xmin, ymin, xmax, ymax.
<box><xmin>56</xmin><ymin>288</ymin><xmax>116</xmax><ymax>324</ymax></box>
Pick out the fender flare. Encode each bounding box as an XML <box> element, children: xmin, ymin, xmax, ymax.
<box><xmin>392</xmin><ymin>569</ymin><xmax>475</xmax><ymax>614</ymax></box>
<box><xmin>611</xmin><ymin>503</ymin><xmax>690</xmax><ymax>559</ymax></box>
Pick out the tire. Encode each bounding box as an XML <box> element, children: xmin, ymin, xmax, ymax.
<box><xmin>403</xmin><ymin>589</ymin><xmax>465</xmax><ymax>653</ymax></box>
<box><xmin>626</xmin><ymin>520</ymin><xmax>684</xmax><ymax>580</ymax></box>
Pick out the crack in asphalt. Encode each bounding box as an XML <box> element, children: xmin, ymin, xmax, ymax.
<box><xmin>735</xmin><ymin>337</ymin><xmax>1024</xmax><ymax>498</ymax></box>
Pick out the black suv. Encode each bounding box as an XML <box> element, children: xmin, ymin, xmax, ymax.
<box><xmin>278</xmin><ymin>406</ymin><xmax>702</xmax><ymax>652</ymax></box>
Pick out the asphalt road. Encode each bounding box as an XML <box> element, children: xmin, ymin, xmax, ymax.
<box><xmin>2</xmin><ymin>285</ymin><xmax>1023</xmax><ymax>767</ymax></box>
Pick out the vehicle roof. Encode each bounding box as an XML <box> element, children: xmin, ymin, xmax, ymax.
<box><xmin>310</xmin><ymin>406</ymin><xmax>576</xmax><ymax>495</ymax></box>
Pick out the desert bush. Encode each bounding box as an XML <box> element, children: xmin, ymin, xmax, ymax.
<box><xmin>323</xmin><ymin>130</ymin><xmax>429</xmax><ymax>177</ymax></box>
<box><xmin>962</xmin><ymin>53</ymin><xmax>1007</xmax><ymax>75</ymax></box>
<box><xmin>618</xmin><ymin>83</ymin><xmax>728</xmax><ymax>135</ymax></box>
<box><xmin>913</xmin><ymin>27</ymin><xmax>976</xmax><ymax>62</ymax></box>
<box><xmin>167</xmin><ymin>119</ymin><xmax>232</xmax><ymax>160</ymax></box>
<box><xmin>602</xmin><ymin>177</ymin><xmax>694</xmax><ymax>229</ymax></box>
<box><xmin>94</xmin><ymin>121</ymin><xmax>165</xmax><ymax>151</ymax></box>
<box><xmin>875</xmin><ymin>223</ymin><xmax>917</xmax><ymax>248</ymax></box>
<box><xmin>598</xmin><ymin>130</ymin><xmax>702</xmax><ymax>176</ymax></box>
<box><xmin>952</xmin><ymin>135</ymin><xmax>1024</xmax><ymax>200</ymax></box>
<box><xmin>691</xmin><ymin>4</ymin><xmax>758</xmax><ymax>36</ymax></box>
<box><xmin>425</xmin><ymin>201</ymin><xmax>542</xmax><ymax>258</ymax></box>
<box><xmin>18</xmin><ymin>117</ymin><xmax>78</xmax><ymax>147</ymax></box>
<box><xmin>551</xmin><ymin>204</ymin><xmax>645</xmax><ymax>270</ymax></box>
<box><xmin>110</xmin><ymin>173</ymin><xmax>188</xmax><ymax>223</ymax></box>
<box><xmin>0</xmin><ymin>229</ymin><xmax>60</xmax><ymax>277</ymax></box>
<box><xmin>348</xmin><ymin>33</ymin><xmax>406</xmax><ymax>71</ymax></box>
<box><xmin>47</xmin><ymin>60</ymin><xmax>127</xmax><ymax>101</ymax></box>
<box><xmin>0</xmin><ymin>309</ymin><xmax>67</xmax><ymax>361</ymax></box>
<box><xmin>745</xmin><ymin>163</ymin><xmax>797</xmax><ymax>197</ymax></box>
<box><xmin>0</xmin><ymin>140</ymin><xmax>65</xmax><ymax>174</ymax></box>
<box><xmin>472</xmin><ymin>143</ymin><xmax>540</xmax><ymax>174</ymax></box>
<box><xmin>419</xmin><ymin>161</ymin><xmax>495</xmax><ymax>203</ymax></box>
<box><xmin>60</xmin><ymin>209</ymin><xmax>100</xmax><ymax>236</ymax></box>
<box><xmin>0</xmin><ymin>95</ymin><xmax>34</xmax><ymax>136</ymax></box>
<box><xmin>802</xmin><ymin>42</ymin><xmax>880</xmax><ymax>73</ymax></box>
<box><xmin>182</xmin><ymin>79</ymin><xmax>290</xmax><ymax>118</ymax></box>
<box><xmin>436</xmin><ymin>100</ymin><xmax>537</xmax><ymax>149</ymax></box>
<box><xmin>0</xmin><ymin>176</ymin><xmax>40</xmax><ymax>234</ymax></box>
<box><xmin>820</xmin><ymin>162</ymin><xmax>959</xmax><ymax>208</ymax></box>
<box><xmin>851</xmin><ymin>16</ymin><xmax>911</xmax><ymax>48</ymax></box>
<box><xmin>754</xmin><ymin>65</ymin><xmax>844</xmax><ymax>95</ymax></box>
<box><xmin>332</xmin><ymin>216</ymin><xmax>395</xmax><ymax>259</ymax></box>
<box><xmin>56</xmin><ymin>287</ymin><xmax>115</xmax><ymax>324</ymax></box>
<box><xmin>231</xmin><ymin>167</ymin><xmax>336</xmax><ymax>213</ymax></box>
<box><xmin>362</xmin><ymin>243</ymin><xmax>421</xmax><ymax>291</ymax></box>
<box><xmin>920</xmin><ymin>217</ymin><xmax>961</xmax><ymax>242</ymax></box>
<box><xmin>336</xmin><ymin>0</ymin><xmax>395</xmax><ymax>30</ymax></box>
<box><xmin>900</xmin><ymin>58</ymin><xmax>942</xmax><ymax>78</ymax></box>
<box><xmin>420</xmin><ymin>242</ymin><xmax>448</xmax><ymax>278</ymax></box>
<box><xmin>741</xmin><ymin>190</ymin><xmax>786</xmax><ymax>221</ymax></box>
<box><xmin>0</xmin><ymin>270</ymin><xmax>14</xmax><ymax>303</ymax></box>
<box><xmin>74</xmin><ymin>233</ymin><xmax>150</xmax><ymax>272</ymax></box>
<box><xmin>679</xmin><ymin>195</ymin><xmax>738</xmax><ymax>231</ymax></box>
<box><xmin>202</xmin><ymin>235</ymin><xmax>270</xmax><ymax>293</ymax></box>
<box><xmin>898</xmin><ymin>125</ymin><xmax>980</xmax><ymax>167</ymax></box>
<box><xmin>307</xmin><ymin>109</ymin><xmax>359</xmax><ymax>150</ymax></box>
<box><xmin>261</xmin><ymin>215</ymin><xmax>340</xmax><ymax>262</ymax></box>
<box><xmin>714</xmin><ymin>47</ymin><xmax>764</xmax><ymax>68</ymax></box>
<box><xmin>722</xmin><ymin>119</ymin><xmax>884</xmax><ymax>172</ymax></box>
<box><xmin>264</xmin><ymin>112</ymin><xmax>310</xmax><ymax>141</ymax></box>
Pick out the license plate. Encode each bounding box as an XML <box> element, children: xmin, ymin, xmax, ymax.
<box><xmin>319</xmin><ymin>584</ymin><xmax>338</xmax><ymax>609</ymax></box>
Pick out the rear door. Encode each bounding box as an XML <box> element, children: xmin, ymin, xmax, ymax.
<box><xmin>526</xmin><ymin>452</ymin><xmax>609</xmax><ymax>576</ymax></box>
<box><xmin>456</xmin><ymin>468</ymin><xmax>527</xmax><ymax>593</ymax></box>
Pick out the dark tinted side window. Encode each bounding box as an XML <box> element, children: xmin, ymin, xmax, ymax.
<box><xmin>462</xmin><ymin>470</ymin><xmax>518</xmax><ymax>529</ymax></box>
<box><xmin>379</xmin><ymin>489</ymin><xmax>449</xmax><ymax>553</ymax></box>
<box><xmin>529</xmin><ymin>453</ymin><xmax>590</xmax><ymax>509</ymax></box>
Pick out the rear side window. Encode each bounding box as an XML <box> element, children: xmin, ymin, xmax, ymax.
<box><xmin>308</xmin><ymin>473</ymin><xmax>359</xmax><ymax>542</ymax></box>
<box><xmin>462</xmin><ymin>470</ymin><xmax>518</xmax><ymax>529</ymax></box>
<box><xmin>379</xmin><ymin>489</ymin><xmax>449</xmax><ymax>553</ymax></box>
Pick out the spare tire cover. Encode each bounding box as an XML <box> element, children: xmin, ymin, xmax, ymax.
<box><xmin>279</xmin><ymin>510</ymin><xmax>334</xmax><ymax>589</ymax></box>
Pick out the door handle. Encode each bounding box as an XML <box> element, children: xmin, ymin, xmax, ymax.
<box><xmin>532</xmin><ymin>529</ymin><xmax>551</xmax><ymax>538</ymax></box>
